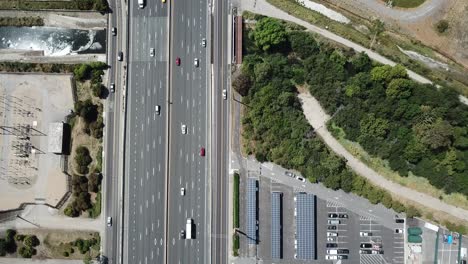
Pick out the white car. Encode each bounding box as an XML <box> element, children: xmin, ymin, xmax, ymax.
<box><xmin>110</xmin><ymin>83</ymin><xmax>115</xmax><ymax>93</ymax></box>
<box><xmin>222</xmin><ymin>89</ymin><xmax>227</xmax><ymax>100</ymax></box>
<box><xmin>202</xmin><ymin>38</ymin><xmax>206</xmax><ymax>47</ymax></box>
<box><xmin>181</xmin><ymin>124</ymin><xmax>187</xmax><ymax>134</ymax></box>
<box><xmin>395</xmin><ymin>228</ymin><xmax>403</xmax><ymax>234</ymax></box>
<box><xmin>155</xmin><ymin>105</ymin><xmax>161</xmax><ymax>115</ymax></box>
<box><xmin>327</xmin><ymin>237</ymin><xmax>335</xmax><ymax>242</ymax></box>
<box><xmin>107</xmin><ymin>217</ymin><xmax>112</xmax><ymax>227</ymax></box>
<box><xmin>325</xmin><ymin>255</ymin><xmax>338</xmax><ymax>260</ymax></box>
<box><xmin>327</xmin><ymin>232</ymin><xmax>338</xmax><ymax>237</ymax></box>
<box><xmin>180</xmin><ymin>187</ymin><xmax>185</xmax><ymax>196</ymax></box>
<box><xmin>297</xmin><ymin>176</ymin><xmax>306</xmax><ymax>182</ymax></box>
<box><xmin>360</xmin><ymin>232</ymin><xmax>372</xmax><ymax>237</ymax></box>
<box><xmin>194</xmin><ymin>58</ymin><xmax>199</xmax><ymax>67</ymax></box>
<box><xmin>150</xmin><ymin>48</ymin><xmax>155</xmax><ymax>57</ymax></box>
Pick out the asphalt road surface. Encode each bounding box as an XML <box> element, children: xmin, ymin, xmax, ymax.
<box><xmin>211</xmin><ymin>0</ymin><xmax>230</xmax><ymax>263</ymax></box>
<box><xmin>166</xmin><ymin>0</ymin><xmax>210</xmax><ymax>262</ymax></box>
<box><xmin>104</xmin><ymin>0</ymin><xmax>127</xmax><ymax>262</ymax></box>
<box><xmin>124</xmin><ymin>0</ymin><xmax>169</xmax><ymax>263</ymax></box>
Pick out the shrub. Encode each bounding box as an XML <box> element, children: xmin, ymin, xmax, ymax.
<box><xmin>23</xmin><ymin>235</ymin><xmax>40</xmax><ymax>248</ymax></box>
<box><xmin>63</xmin><ymin>251</ymin><xmax>69</xmax><ymax>257</ymax></box>
<box><xmin>18</xmin><ymin>246</ymin><xmax>34</xmax><ymax>258</ymax></box>
<box><xmin>14</xmin><ymin>234</ymin><xmax>25</xmax><ymax>242</ymax></box>
<box><xmin>435</xmin><ymin>20</ymin><xmax>449</xmax><ymax>33</ymax></box>
<box><xmin>75</xmin><ymin>146</ymin><xmax>92</xmax><ymax>175</ymax></box>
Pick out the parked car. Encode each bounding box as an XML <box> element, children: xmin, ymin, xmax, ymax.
<box><xmin>327</xmin><ymin>232</ymin><xmax>338</xmax><ymax>237</ymax></box>
<box><xmin>327</xmin><ymin>226</ymin><xmax>337</xmax><ymax>230</ymax></box>
<box><xmin>284</xmin><ymin>171</ymin><xmax>295</xmax><ymax>178</ymax></box>
<box><xmin>360</xmin><ymin>243</ymin><xmax>372</xmax><ymax>248</ymax></box>
<box><xmin>395</xmin><ymin>228</ymin><xmax>403</xmax><ymax>234</ymax></box>
<box><xmin>296</xmin><ymin>176</ymin><xmax>306</xmax><ymax>182</ymax></box>
<box><xmin>328</xmin><ymin>213</ymin><xmax>338</xmax><ymax>218</ymax></box>
<box><xmin>395</xmin><ymin>218</ymin><xmax>405</xmax><ymax>223</ymax></box>
<box><xmin>338</xmin><ymin>214</ymin><xmax>348</xmax><ymax>218</ymax></box>
<box><xmin>360</xmin><ymin>249</ymin><xmax>372</xmax><ymax>254</ymax></box>
<box><xmin>325</xmin><ymin>255</ymin><xmax>337</xmax><ymax>260</ymax></box>
<box><xmin>360</xmin><ymin>232</ymin><xmax>372</xmax><ymax>237</ymax></box>
<box><xmin>337</xmin><ymin>249</ymin><xmax>349</xmax><ymax>254</ymax></box>
<box><xmin>338</xmin><ymin>255</ymin><xmax>348</xmax><ymax>259</ymax></box>
<box><xmin>326</xmin><ymin>243</ymin><xmax>337</xmax><ymax>248</ymax></box>
<box><xmin>327</xmin><ymin>237</ymin><xmax>336</xmax><ymax>242</ymax></box>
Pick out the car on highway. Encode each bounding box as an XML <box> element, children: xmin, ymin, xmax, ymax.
<box><xmin>180</xmin><ymin>188</ymin><xmax>185</xmax><ymax>196</ymax></box>
<box><xmin>200</xmin><ymin>147</ymin><xmax>205</xmax><ymax>156</ymax></box>
<box><xmin>155</xmin><ymin>105</ymin><xmax>161</xmax><ymax>115</ymax></box>
<box><xmin>360</xmin><ymin>232</ymin><xmax>372</xmax><ymax>237</ymax></box>
<box><xmin>117</xmin><ymin>51</ymin><xmax>123</xmax><ymax>61</ymax></box>
<box><xmin>327</xmin><ymin>232</ymin><xmax>338</xmax><ymax>237</ymax></box>
<box><xmin>181</xmin><ymin>124</ymin><xmax>187</xmax><ymax>134</ymax></box>
<box><xmin>111</xmin><ymin>27</ymin><xmax>117</xmax><ymax>36</ymax></box>
<box><xmin>326</xmin><ymin>243</ymin><xmax>337</xmax><ymax>248</ymax></box>
<box><xmin>360</xmin><ymin>249</ymin><xmax>372</xmax><ymax>254</ymax></box>
<box><xmin>327</xmin><ymin>226</ymin><xmax>337</xmax><ymax>230</ymax></box>
<box><xmin>325</xmin><ymin>255</ymin><xmax>337</xmax><ymax>260</ymax></box>
<box><xmin>338</xmin><ymin>213</ymin><xmax>348</xmax><ymax>218</ymax></box>
<box><xmin>110</xmin><ymin>83</ymin><xmax>115</xmax><ymax>93</ymax></box>
<box><xmin>202</xmin><ymin>38</ymin><xmax>206</xmax><ymax>47</ymax></box>
<box><xmin>179</xmin><ymin>230</ymin><xmax>185</xmax><ymax>239</ymax></box>
<box><xmin>194</xmin><ymin>58</ymin><xmax>199</xmax><ymax>67</ymax></box>
<box><xmin>176</xmin><ymin>57</ymin><xmax>181</xmax><ymax>66</ymax></box>
<box><xmin>395</xmin><ymin>228</ymin><xmax>403</xmax><ymax>234</ymax></box>
<box><xmin>360</xmin><ymin>243</ymin><xmax>372</xmax><ymax>248</ymax></box>
<box><xmin>107</xmin><ymin>217</ymin><xmax>112</xmax><ymax>227</ymax></box>
<box><xmin>222</xmin><ymin>89</ymin><xmax>227</xmax><ymax>100</ymax></box>
<box><xmin>150</xmin><ymin>48</ymin><xmax>155</xmax><ymax>57</ymax></box>
<box><xmin>328</xmin><ymin>213</ymin><xmax>338</xmax><ymax>218</ymax></box>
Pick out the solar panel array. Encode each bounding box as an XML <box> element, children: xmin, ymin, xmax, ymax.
<box><xmin>296</xmin><ymin>193</ymin><xmax>316</xmax><ymax>260</ymax></box>
<box><xmin>246</xmin><ymin>178</ymin><xmax>258</xmax><ymax>244</ymax></box>
<box><xmin>271</xmin><ymin>192</ymin><xmax>282</xmax><ymax>259</ymax></box>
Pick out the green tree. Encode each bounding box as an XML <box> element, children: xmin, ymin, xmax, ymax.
<box><xmin>386</xmin><ymin>78</ymin><xmax>413</xmax><ymax>99</ymax></box>
<box><xmin>288</xmin><ymin>31</ymin><xmax>318</xmax><ymax>58</ymax></box>
<box><xmin>413</xmin><ymin>118</ymin><xmax>454</xmax><ymax>150</ymax></box>
<box><xmin>232</xmin><ymin>72</ymin><xmax>252</xmax><ymax>96</ymax></box>
<box><xmin>64</xmin><ymin>205</ymin><xmax>79</xmax><ymax>217</ymax></box>
<box><xmin>253</xmin><ymin>17</ymin><xmax>287</xmax><ymax>51</ymax></box>
<box><xmin>0</xmin><ymin>238</ymin><xmax>6</xmax><ymax>256</ymax></box>
<box><xmin>405</xmin><ymin>205</ymin><xmax>421</xmax><ymax>218</ymax></box>
<box><xmin>88</xmin><ymin>173</ymin><xmax>102</xmax><ymax>193</ymax></box>
<box><xmin>359</xmin><ymin>113</ymin><xmax>389</xmax><ymax>139</ymax></box>
<box><xmin>23</xmin><ymin>235</ymin><xmax>39</xmax><ymax>248</ymax></box>
<box><xmin>369</xmin><ymin>19</ymin><xmax>385</xmax><ymax>49</ymax></box>
<box><xmin>75</xmin><ymin>146</ymin><xmax>92</xmax><ymax>175</ymax></box>
<box><xmin>371</xmin><ymin>64</ymin><xmax>408</xmax><ymax>83</ymax></box>
<box><xmin>18</xmin><ymin>246</ymin><xmax>34</xmax><ymax>258</ymax></box>
<box><xmin>435</xmin><ymin>20</ymin><xmax>449</xmax><ymax>33</ymax></box>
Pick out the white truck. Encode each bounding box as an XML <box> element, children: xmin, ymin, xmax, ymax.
<box><xmin>138</xmin><ymin>0</ymin><xmax>145</xmax><ymax>8</ymax></box>
<box><xmin>186</xmin><ymin>218</ymin><xmax>193</xmax><ymax>239</ymax></box>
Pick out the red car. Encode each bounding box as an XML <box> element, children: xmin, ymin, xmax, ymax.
<box><xmin>176</xmin><ymin>57</ymin><xmax>181</xmax><ymax>66</ymax></box>
<box><xmin>200</xmin><ymin>147</ymin><xmax>205</xmax><ymax>156</ymax></box>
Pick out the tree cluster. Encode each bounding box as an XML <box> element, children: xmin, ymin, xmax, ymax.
<box><xmin>0</xmin><ymin>230</ymin><xmax>40</xmax><ymax>258</ymax></box>
<box><xmin>240</xmin><ymin>17</ymin><xmax>421</xmax><ymax>217</ymax></box>
<box><xmin>75</xmin><ymin>146</ymin><xmax>92</xmax><ymax>175</ymax></box>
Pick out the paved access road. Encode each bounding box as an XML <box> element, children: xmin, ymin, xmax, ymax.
<box><xmin>124</xmin><ymin>0</ymin><xmax>169</xmax><ymax>263</ymax></box>
<box><xmin>166</xmin><ymin>0</ymin><xmax>210</xmax><ymax>262</ymax></box>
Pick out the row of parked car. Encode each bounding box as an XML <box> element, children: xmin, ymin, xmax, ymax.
<box><xmin>326</xmin><ymin>213</ymin><xmax>349</xmax><ymax>260</ymax></box>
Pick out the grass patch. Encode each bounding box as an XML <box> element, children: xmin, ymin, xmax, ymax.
<box><xmin>88</xmin><ymin>191</ymin><xmax>101</xmax><ymax>219</ymax></box>
<box><xmin>329</xmin><ymin>122</ymin><xmax>468</xmax><ymax>211</ymax></box>
<box><xmin>233</xmin><ymin>172</ymin><xmax>240</xmax><ymax>229</ymax></box>
<box><xmin>391</xmin><ymin>0</ymin><xmax>426</xmax><ymax>8</ymax></box>
<box><xmin>0</xmin><ymin>16</ymin><xmax>44</xmax><ymax>27</ymax></box>
<box><xmin>232</xmin><ymin>234</ymin><xmax>240</xmax><ymax>257</ymax></box>
<box><xmin>95</xmin><ymin>146</ymin><xmax>103</xmax><ymax>173</ymax></box>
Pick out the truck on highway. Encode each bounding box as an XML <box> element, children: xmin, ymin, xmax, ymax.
<box><xmin>138</xmin><ymin>0</ymin><xmax>145</xmax><ymax>8</ymax></box>
<box><xmin>186</xmin><ymin>218</ymin><xmax>193</xmax><ymax>239</ymax></box>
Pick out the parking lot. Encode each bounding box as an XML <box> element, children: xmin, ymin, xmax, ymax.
<box><xmin>246</xmin><ymin>171</ymin><xmax>408</xmax><ymax>264</ymax></box>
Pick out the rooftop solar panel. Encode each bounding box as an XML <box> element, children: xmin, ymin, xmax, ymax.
<box><xmin>246</xmin><ymin>178</ymin><xmax>258</xmax><ymax>244</ymax></box>
<box><xmin>295</xmin><ymin>193</ymin><xmax>316</xmax><ymax>260</ymax></box>
<box><xmin>271</xmin><ymin>192</ymin><xmax>282</xmax><ymax>259</ymax></box>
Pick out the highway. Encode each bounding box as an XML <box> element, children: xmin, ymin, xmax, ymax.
<box><xmin>103</xmin><ymin>0</ymin><xmax>127</xmax><ymax>262</ymax></box>
<box><xmin>211</xmin><ymin>0</ymin><xmax>230</xmax><ymax>263</ymax></box>
<box><xmin>123</xmin><ymin>0</ymin><xmax>169</xmax><ymax>263</ymax></box>
<box><xmin>166</xmin><ymin>0</ymin><xmax>210</xmax><ymax>262</ymax></box>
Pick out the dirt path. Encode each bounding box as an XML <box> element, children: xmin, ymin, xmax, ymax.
<box><xmin>0</xmin><ymin>10</ymin><xmax>106</xmax><ymax>29</ymax></box>
<box><xmin>298</xmin><ymin>91</ymin><xmax>468</xmax><ymax>222</ymax></box>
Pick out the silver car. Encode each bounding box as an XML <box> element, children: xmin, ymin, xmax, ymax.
<box><xmin>222</xmin><ymin>89</ymin><xmax>227</xmax><ymax>100</ymax></box>
<box><xmin>110</xmin><ymin>83</ymin><xmax>115</xmax><ymax>93</ymax></box>
<box><xmin>202</xmin><ymin>38</ymin><xmax>206</xmax><ymax>47</ymax></box>
<box><xmin>107</xmin><ymin>217</ymin><xmax>112</xmax><ymax>227</ymax></box>
<box><xmin>194</xmin><ymin>58</ymin><xmax>199</xmax><ymax>67</ymax></box>
<box><xmin>181</xmin><ymin>124</ymin><xmax>187</xmax><ymax>134</ymax></box>
<box><xmin>150</xmin><ymin>48</ymin><xmax>155</xmax><ymax>57</ymax></box>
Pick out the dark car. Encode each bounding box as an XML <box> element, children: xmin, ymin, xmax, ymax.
<box><xmin>338</xmin><ymin>249</ymin><xmax>349</xmax><ymax>254</ymax></box>
<box><xmin>338</xmin><ymin>255</ymin><xmax>348</xmax><ymax>260</ymax></box>
<box><xmin>338</xmin><ymin>214</ymin><xmax>348</xmax><ymax>218</ymax></box>
<box><xmin>326</xmin><ymin>243</ymin><xmax>337</xmax><ymax>248</ymax></box>
<box><xmin>200</xmin><ymin>147</ymin><xmax>205</xmax><ymax>156</ymax></box>
<box><xmin>360</xmin><ymin>249</ymin><xmax>372</xmax><ymax>254</ymax></box>
<box><xmin>327</xmin><ymin>225</ymin><xmax>337</xmax><ymax>230</ymax></box>
<box><xmin>360</xmin><ymin>243</ymin><xmax>373</xmax><ymax>248</ymax></box>
<box><xmin>176</xmin><ymin>57</ymin><xmax>181</xmax><ymax>66</ymax></box>
<box><xmin>328</xmin><ymin>213</ymin><xmax>338</xmax><ymax>218</ymax></box>
<box><xmin>395</xmin><ymin>218</ymin><xmax>405</xmax><ymax>223</ymax></box>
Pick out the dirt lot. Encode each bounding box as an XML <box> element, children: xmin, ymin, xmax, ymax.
<box><xmin>319</xmin><ymin>0</ymin><xmax>468</xmax><ymax>68</ymax></box>
<box><xmin>0</xmin><ymin>73</ymin><xmax>73</xmax><ymax>211</ymax></box>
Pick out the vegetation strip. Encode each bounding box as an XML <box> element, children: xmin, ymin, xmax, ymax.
<box><xmin>0</xmin><ymin>0</ymin><xmax>109</xmax><ymax>12</ymax></box>
<box><xmin>0</xmin><ymin>16</ymin><xmax>44</xmax><ymax>27</ymax></box>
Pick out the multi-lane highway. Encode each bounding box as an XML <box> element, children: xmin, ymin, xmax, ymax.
<box><xmin>124</xmin><ymin>0</ymin><xmax>169</xmax><ymax>263</ymax></box>
<box><xmin>166</xmin><ymin>0</ymin><xmax>210</xmax><ymax>262</ymax></box>
<box><xmin>103</xmin><ymin>0</ymin><xmax>127</xmax><ymax>262</ymax></box>
<box><xmin>122</xmin><ymin>0</ymin><xmax>211</xmax><ymax>263</ymax></box>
